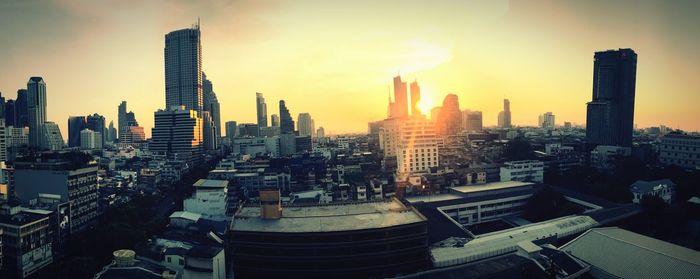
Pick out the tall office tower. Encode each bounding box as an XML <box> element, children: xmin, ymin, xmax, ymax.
<box><xmin>15</xmin><ymin>89</ymin><xmax>29</xmax><ymax>128</ymax></box>
<box><xmin>497</xmin><ymin>98</ymin><xmax>511</xmax><ymax>128</ymax></box>
<box><xmin>67</xmin><ymin>116</ymin><xmax>87</xmax><ymax>147</ymax></box>
<box><xmin>538</xmin><ymin>112</ymin><xmax>555</xmax><ymax>129</ymax></box>
<box><xmin>165</xmin><ymin>23</ymin><xmax>203</xmax><ymax>114</ymax></box>
<box><xmin>27</xmin><ymin>77</ymin><xmax>47</xmax><ymax>148</ymax></box>
<box><xmin>586</xmin><ymin>48</ymin><xmax>637</xmax><ymax>148</ymax></box>
<box><xmin>86</xmin><ymin>113</ymin><xmax>106</xmax><ymax>146</ymax></box>
<box><xmin>396</xmin><ymin>118</ymin><xmax>438</xmax><ymax>177</ymax></box>
<box><xmin>225</xmin><ymin>121</ymin><xmax>238</xmax><ymax>138</ymax></box>
<box><xmin>279</xmin><ymin>100</ymin><xmax>295</xmax><ymax>134</ymax></box>
<box><xmin>388</xmin><ymin>75</ymin><xmax>409</xmax><ymax>118</ymax></box>
<box><xmin>118</xmin><ymin>101</ymin><xmax>127</xmax><ymax>139</ymax></box>
<box><xmin>202</xmin><ymin>111</ymin><xmax>217</xmax><ymax>151</ymax></box>
<box><xmin>41</xmin><ymin>121</ymin><xmax>64</xmax><ymax>151</ymax></box>
<box><xmin>5</xmin><ymin>99</ymin><xmax>16</xmax><ymax>126</ymax></box>
<box><xmin>125</xmin><ymin>111</ymin><xmax>138</xmax><ymax>127</ymax></box>
<box><xmin>410</xmin><ymin>80</ymin><xmax>421</xmax><ymax>116</ymax></box>
<box><xmin>297</xmin><ymin>113</ymin><xmax>314</xmax><ymax>137</ymax></box>
<box><xmin>107</xmin><ymin>120</ymin><xmax>117</xmax><ymax>143</ymax></box>
<box><xmin>270</xmin><ymin>114</ymin><xmax>280</xmax><ymax>127</ymax></box>
<box><xmin>150</xmin><ymin>106</ymin><xmax>203</xmax><ymax>165</ymax></box>
<box><xmin>14</xmin><ymin>151</ymin><xmax>99</xmax><ymax>234</ymax></box>
<box><xmin>202</xmin><ymin>73</ymin><xmax>221</xmax><ymax>143</ymax></box>
<box><xmin>80</xmin><ymin>129</ymin><xmax>102</xmax><ymax>150</ymax></box>
<box><xmin>316</xmin><ymin>126</ymin><xmax>325</xmax><ymax>138</ymax></box>
<box><xmin>466</xmin><ymin>111</ymin><xmax>483</xmax><ymax>131</ymax></box>
<box><xmin>256</xmin><ymin>92</ymin><xmax>268</xmax><ymax>127</ymax></box>
<box><xmin>436</xmin><ymin>94</ymin><xmax>462</xmax><ymax>136</ymax></box>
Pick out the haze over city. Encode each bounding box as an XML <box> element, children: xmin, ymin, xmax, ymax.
<box><xmin>1</xmin><ymin>0</ymin><xmax>699</xmax><ymax>137</ymax></box>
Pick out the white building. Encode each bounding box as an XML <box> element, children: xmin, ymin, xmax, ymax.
<box><xmin>6</xmin><ymin>126</ymin><xmax>29</xmax><ymax>147</ymax></box>
<box><xmin>500</xmin><ymin>160</ymin><xmax>544</xmax><ymax>183</ymax></box>
<box><xmin>80</xmin><ymin>129</ymin><xmax>103</xmax><ymax>150</ymax></box>
<box><xmin>183</xmin><ymin>179</ymin><xmax>228</xmax><ymax>221</ymax></box>
<box><xmin>41</xmin><ymin>121</ymin><xmax>64</xmax><ymax>151</ymax></box>
<box><xmin>659</xmin><ymin>132</ymin><xmax>700</xmax><ymax>170</ymax></box>
<box><xmin>396</xmin><ymin>118</ymin><xmax>439</xmax><ymax>177</ymax></box>
<box><xmin>590</xmin><ymin>145</ymin><xmax>631</xmax><ymax>171</ymax></box>
<box><xmin>630</xmin><ymin>179</ymin><xmax>676</xmax><ymax>204</ymax></box>
<box><xmin>538</xmin><ymin>112</ymin><xmax>555</xmax><ymax>129</ymax></box>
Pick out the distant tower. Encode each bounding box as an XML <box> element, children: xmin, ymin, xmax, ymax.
<box><xmin>118</xmin><ymin>101</ymin><xmax>127</xmax><ymax>140</ymax></box>
<box><xmin>27</xmin><ymin>77</ymin><xmax>47</xmax><ymax>148</ymax></box>
<box><xmin>498</xmin><ymin>98</ymin><xmax>511</xmax><ymax>128</ymax></box>
<box><xmin>410</xmin><ymin>81</ymin><xmax>421</xmax><ymax>116</ymax></box>
<box><xmin>279</xmin><ymin>100</ymin><xmax>294</xmax><ymax>134</ymax></box>
<box><xmin>15</xmin><ymin>89</ymin><xmax>30</xmax><ymax>128</ymax></box>
<box><xmin>67</xmin><ymin>116</ymin><xmax>87</xmax><ymax>147</ymax></box>
<box><xmin>392</xmin><ymin>75</ymin><xmax>409</xmax><ymax>118</ymax></box>
<box><xmin>256</xmin><ymin>93</ymin><xmax>268</xmax><ymax>127</ymax></box>
<box><xmin>436</xmin><ymin>94</ymin><xmax>461</xmax><ymax>135</ymax></box>
<box><xmin>270</xmin><ymin>114</ymin><xmax>280</xmax><ymax>127</ymax></box>
<box><xmin>164</xmin><ymin>24</ymin><xmax>203</xmax><ymax>114</ymax></box>
<box><xmin>297</xmin><ymin>113</ymin><xmax>314</xmax><ymax>137</ymax></box>
<box><xmin>586</xmin><ymin>48</ymin><xmax>637</xmax><ymax>148</ymax></box>
<box><xmin>86</xmin><ymin>113</ymin><xmax>106</xmax><ymax>146</ymax></box>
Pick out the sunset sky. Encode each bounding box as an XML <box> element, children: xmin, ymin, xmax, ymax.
<box><xmin>1</xmin><ymin>0</ymin><xmax>699</xmax><ymax>137</ymax></box>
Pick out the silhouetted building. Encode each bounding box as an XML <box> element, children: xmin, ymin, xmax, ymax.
<box><xmin>279</xmin><ymin>100</ymin><xmax>294</xmax><ymax>134</ymax></box>
<box><xmin>410</xmin><ymin>80</ymin><xmax>421</xmax><ymax>116</ymax></box>
<box><xmin>165</xmin><ymin>23</ymin><xmax>203</xmax><ymax>114</ymax></box>
<box><xmin>659</xmin><ymin>132</ymin><xmax>700</xmax><ymax>169</ymax></box>
<box><xmin>464</xmin><ymin>110</ymin><xmax>483</xmax><ymax>131</ymax></box>
<box><xmin>41</xmin><ymin>122</ymin><xmax>64</xmax><ymax>151</ymax></box>
<box><xmin>225</xmin><ymin>121</ymin><xmax>237</xmax><ymax>138</ymax></box>
<box><xmin>67</xmin><ymin>116</ymin><xmax>87</xmax><ymax>147</ymax></box>
<box><xmin>86</xmin><ymin>113</ymin><xmax>105</xmax><ymax>146</ymax></box>
<box><xmin>203</xmin><ymin>72</ymin><xmax>221</xmax><ymax>145</ymax></box>
<box><xmin>118</xmin><ymin>101</ymin><xmax>127</xmax><ymax>140</ymax></box>
<box><xmin>27</xmin><ymin>77</ymin><xmax>47</xmax><ymax>148</ymax></box>
<box><xmin>151</xmin><ymin>106</ymin><xmax>203</xmax><ymax>165</ymax></box>
<box><xmin>388</xmin><ymin>75</ymin><xmax>409</xmax><ymax>118</ymax></box>
<box><xmin>436</xmin><ymin>94</ymin><xmax>461</xmax><ymax>135</ymax></box>
<box><xmin>4</xmin><ymin>99</ymin><xmax>15</xmax><ymax>127</ymax></box>
<box><xmin>498</xmin><ymin>98</ymin><xmax>511</xmax><ymax>128</ymax></box>
<box><xmin>238</xmin><ymin>123</ymin><xmax>259</xmax><ymax>138</ymax></box>
<box><xmin>256</xmin><ymin>92</ymin><xmax>268</xmax><ymax>128</ymax></box>
<box><xmin>270</xmin><ymin>114</ymin><xmax>279</xmax><ymax>127</ymax></box>
<box><xmin>586</xmin><ymin>48</ymin><xmax>637</xmax><ymax>148</ymax></box>
<box><xmin>15</xmin><ymin>89</ymin><xmax>29</xmax><ymax>128</ymax></box>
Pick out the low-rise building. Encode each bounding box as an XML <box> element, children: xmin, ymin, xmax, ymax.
<box><xmin>499</xmin><ymin>160</ymin><xmax>544</xmax><ymax>183</ymax></box>
<box><xmin>0</xmin><ymin>209</ymin><xmax>52</xmax><ymax>278</ymax></box>
<box><xmin>183</xmin><ymin>179</ymin><xmax>228</xmax><ymax>221</ymax></box>
<box><xmin>659</xmin><ymin>132</ymin><xmax>700</xmax><ymax>170</ymax></box>
<box><xmin>630</xmin><ymin>179</ymin><xmax>676</xmax><ymax>204</ymax></box>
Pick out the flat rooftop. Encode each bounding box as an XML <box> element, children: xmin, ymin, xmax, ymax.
<box><xmin>193</xmin><ymin>179</ymin><xmax>228</xmax><ymax>188</ymax></box>
<box><xmin>450</xmin><ymin>181</ymin><xmax>534</xmax><ymax>194</ymax></box>
<box><xmin>231</xmin><ymin>199</ymin><xmax>426</xmax><ymax>233</ymax></box>
<box><xmin>406</xmin><ymin>193</ymin><xmax>463</xmax><ymax>203</ymax></box>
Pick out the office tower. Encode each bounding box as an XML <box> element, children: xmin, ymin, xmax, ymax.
<box><xmin>150</xmin><ymin>106</ymin><xmax>203</xmax><ymax>165</ymax></box>
<box><xmin>316</xmin><ymin>127</ymin><xmax>325</xmax><ymax>138</ymax></box>
<box><xmin>27</xmin><ymin>77</ymin><xmax>47</xmax><ymax>148</ymax></box>
<box><xmin>5</xmin><ymin>99</ymin><xmax>16</xmax><ymax>126</ymax></box>
<box><xmin>6</xmin><ymin>126</ymin><xmax>29</xmax><ymax>147</ymax></box>
<box><xmin>238</xmin><ymin>123</ymin><xmax>259</xmax><ymax>137</ymax></box>
<box><xmin>42</xmin><ymin>122</ymin><xmax>64</xmax><ymax>150</ymax></box>
<box><xmin>86</xmin><ymin>113</ymin><xmax>106</xmax><ymax>146</ymax></box>
<box><xmin>497</xmin><ymin>98</ymin><xmax>512</xmax><ymax>128</ymax></box>
<box><xmin>256</xmin><ymin>92</ymin><xmax>268</xmax><ymax>127</ymax></box>
<box><xmin>410</xmin><ymin>80</ymin><xmax>421</xmax><ymax>116</ymax></box>
<box><xmin>107</xmin><ymin>120</ymin><xmax>117</xmax><ymax>143</ymax></box>
<box><xmin>120</xmin><ymin>126</ymin><xmax>146</xmax><ymax>148</ymax></box>
<box><xmin>67</xmin><ymin>116</ymin><xmax>87</xmax><ymax>147</ymax></box>
<box><xmin>297</xmin><ymin>113</ymin><xmax>314</xmax><ymax>137</ymax></box>
<box><xmin>225</xmin><ymin>121</ymin><xmax>238</xmax><ymax>138</ymax></box>
<box><xmin>586</xmin><ymin>48</ymin><xmax>637</xmax><ymax>148</ymax></box>
<box><xmin>118</xmin><ymin>101</ymin><xmax>126</xmax><ymax>139</ymax></box>
<box><xmin>279</xmin><ymin>100</ymin><xmax>294</xmax><ymax>134</ymax></box>
<box><xmin>464</xmin><ymin>111</ymin><xmax>483</xmax><ymax>131</ymax></box>
<box><xmin>387</xmin><ymin>75</ymin><xmax>409</xmax><ymax>118</ymax></box>
<box><xmin>396</xmin><ymin>119</ymin><xmax>438</xmax><ymax>176</ymax></box>
<box><xmin>0</xmin><ymin>93</ymin><xmax>5</xmax><ymax>119</ymax></box>
<box><xmin>202</xmin><ymin>111</ymin><xmax>217</xmax><ymax>151</ymax></box>
<box><xmin>14</xmin><ymin>151</ymin><xmax>99</xmax><ymax>234</ymax></box>
<box><xmin>538</xmin><ymin>112</ymin><xmax>555</xmax><ymax>129</ymax></box>
<box><xmin>436</xmin><ymin>94</ymin><xmax>462</xmax><ymax>136</ymax></box>
<box><xmin>203</xmin><ymin>73</ymin><xmax>221</xmax><ymax>145</ymax></box>
<box><xmin>80</xmin><ymin>129</ymin><xmax>102</xmax><ymax>150</ymax></box>
<box><xmin>15</xmin><ymin>89</ymin><xmax>29</xmax><ymax>128</ymax></box>
<box><xmin>270</xmin><ymin>114</ymin><xmax>279</xmax><ymax>127</ymax></box>
<box><xmin>165</xmin><ymin>23</ymin><xmax>203</xmax><ymax>114</ymax></box>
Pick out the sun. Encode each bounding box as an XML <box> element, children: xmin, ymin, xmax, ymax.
<box><xmin>417</xmin><ymin>94</ymin><xmax>434</xmax><ymax>115</ymax></box>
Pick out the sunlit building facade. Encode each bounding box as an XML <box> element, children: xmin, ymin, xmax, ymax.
<box><xmin>396</xmin><ymin>118</ymin><xmax>439</xmax><ymax>177</ymax></box>
<box><xmin>150</xmin><ymin>106</ymin><xmax>203</xmax><ymax>165</ymax></box>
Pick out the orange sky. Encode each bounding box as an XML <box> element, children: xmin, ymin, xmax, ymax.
<box><xmin>1</xmin><ymin>0</ymin><xmax>699</xmax><ymax>137</ymax></box>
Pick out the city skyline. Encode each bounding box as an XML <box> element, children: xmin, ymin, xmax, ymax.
<box><xmin>1</xmin><ymin>1</ymin><xmax>700</xmax><ymax>138</ymax></box>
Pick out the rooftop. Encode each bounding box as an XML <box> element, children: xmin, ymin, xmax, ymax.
<box><xmin>231</xmin><ymin>199</ymin><xmax>426</xmax><ymax>233</ymax></box>
<box><xmin>169</xmin><ymin>211</ymin><xmax>201</xmax><ymax>222</ymax></box>
<box><xmin>630</xmin><ymin>179</ymin><xmax>676</xmax><ymax>193</ymax></box>
<box><xmin>561</xmin><ymin>227</ymin><xmax>700</xmax><ymax>279</ymax></box>
<box><xmin>193</xmin><ymin>179</ymin><xmax>228</xmax><ymax>188</ymax></box>
<box><xmin>450</xmin><ymin>181</ymin><xmax>535</xmax><ymax>195</ymax></box>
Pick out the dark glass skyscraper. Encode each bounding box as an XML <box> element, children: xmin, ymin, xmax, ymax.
<box><xmin>86</xmin><ymin>113</ymin><xmax>106</xmax><ymax>146</ymax></box>
<box><xmin>4</xmin><ymin>99</ymin><xmax>16</xmax><ymax>126</ymax></box>
<box><xmin>68</xmin><ymin>116</ymin><xmax>87</xmax><ymax>147</ymax></box>
<box><xmin>15</xmin><ymin>89</ymin><xmax>29</xmax><ymax>128</ymax></box>
<box><xmin>27</xmin><ymin>77</ymin><xmax>47</xmax><ymax>148</ymax></box>
<box><xmin>164</xmin><ymin>23</ymin><xmax>203</xmax><ymax>114</ymax></box>
<box><xmin>279</xmin><ymin>100</ymin><xmax>294</xmax><ymax>134</ymax></box>
<box><xmin>586</xmin><ymin>48</ymin><xmax>637</xmax><ymax>148</ymax></box>
<box><xmin>256</xmin><ymin>92</ymin><xmax>268</xmax><ymax>127</ymax></box>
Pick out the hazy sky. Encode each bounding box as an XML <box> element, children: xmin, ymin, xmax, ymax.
<box><xmin>1</xmin><ymin>0</ymin><xmax>699</xmax><ymax>137</ymax></box>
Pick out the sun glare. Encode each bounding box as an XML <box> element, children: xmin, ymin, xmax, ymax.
<box><xmin>417</xmin><ymin>93</ymin><xmax>434</xmax><ymax>114</ymax></box>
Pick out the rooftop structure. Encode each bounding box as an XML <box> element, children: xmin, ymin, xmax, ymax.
<box><xmin>192</xmin><ymin>179</ymin><xmax>228</xmax><ymax>188</ymax></box>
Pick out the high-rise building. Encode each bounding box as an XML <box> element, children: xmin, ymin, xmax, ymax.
<box><xmin>238</xmin><ymin>123</ymin><xmax>259</xmax><ymax>138</ymax></box>
<box><xmin>388</xmin><ymin>75</ymin><xmax>409</xmax><ymax>118</ymax></box>
<box><xmin>497</xmin><ymin>98</ymin><xmax>511</xmax><ymax>128</ymax></box>
<box><xmin>279</xmin><ymin>100</ymin><xmax>294</xmax><ymax>134</ymax></box>
<box><xmin>4</xmin><ymin>99</ymin><xmax>16</xmax><ymax>126</ymax></box>
<box><xmin>0</xmin><ymin>119</ymin><xmax>6</xmax><ymax>162</ymax></box>
<box><xmin>270</xmin><ymin>114</ymin><xmax>279</xmax><ymax>127</ymax></box>
<box><xmin>6</xmin><ymin>126</ymin><xmax>29</xmax><ymax>147</ymax></box>
<box><xmin>297</xmin><ymin>113</ymin><xmax>314</xmax><ymax>137</ymax></box>
<box><xmin>202</xmin><ymin>111</ymin><xmax>217</xmax><ymax>151</ymax></box>
<box><xmin>430</xmin><ymin>107</ymin><xmax>442</xmax><ymax>122</ymax></box>
<box><xmin>118</xmin><ymin>101</ymin><xmax>126</xmax><ymax>140</ymax></box>
<box><xmin>410</xmin><ymin>80</ymin><xmax>421</xmax><ymax>116</ymax></box>
<box><xmin>396</xmin><ymin>118</ymin><xmax>439</xmax><ymax>177</ymax></box>
<box><xmin>586</xmin><ymin>48</ymin><xmax>637</xmax><ymax>148</ymax></box>
<box><xmin>15</xmin><ymin>89</ymin><xmax>29</xmax><ymax>128</ymax></box>
<box><xmin>165</xmin><ymin>23</ymin><xmax>203</xmax><ymax>114</ymax></box>
<box><xmin>80</xmin><ymin>129</ymin><xmax>102</xmax><ymax>150</ymax></box>
<box><xmin>119</xmin><ymin>126</ymin><xmax>146</xmax><ymax>148</ymax></box>
<box><xmin>463</xmin><ymin>110</ymin><xmax>483</xmax><ymax>131</ymax></box>
<box><xmin>86</xmin><ymin>113</ymin><xmax>106</xmax><ymax>146</ymax></box>
<box><xmin>27</xmin><ymin>77</ymin><xmax>47</xmax><ymax>148</ymax></box>
<box><xmin>436</xmin><ymin>94</ymin><xmax>461</xmax><ymax>136</ymax></box>
<box><xmin>316</xmin><ymin>126</ymin><xmax>325</xmax><ymax>139</ymax></box>
<box><xmin>538</xmin><ymin>112</ymin><xmax>555</xmax><ymax>129</ymax></box>
<box><xmin>41</xmin><ymin>121</ymin><xmax>64</xmax><ymax>151</ymax></box>
<box><xmin>106</xmin><ymin>120</ymin><xmax>117</xmax><ymax>143</ymax></box>
<box><xmin>67</xmin><ymin>116</ymin><xmax>87</xmax><ymax>147</ymax></box>
<box><xmin>256</xmin><ymin>92</ymin><xmax>268</xmax><ymax>128</ymax></box>
<box><xmin>150</xmin><ymin>106</ymin><xmax>203</xmax><ymax>165</ymax></box>
<box><xmin>203</xmin><ymin>73</ymin><xmax>221</xmax><ymax>146</ymax></box>
<box><xmin>225</xmin><ymin>121</ymin><xmax>238</xmax><ymax>138</ymax></box>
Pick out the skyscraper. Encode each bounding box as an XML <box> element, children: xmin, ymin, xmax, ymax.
<box><xmin>86</xmin><ymin>113</ymin><xmax>106</xmax><ymax>146</ymax></box>
<box><xmin>586</xmin><ymin>48</ymin><xmax>637</xmax><ymax>148</ymax></box>
<box><xmin>5</xmin><ymin>99</ymin><xmax>16</xmax><ymax>127</ymax></box>
<box><xmin>297</xmin><ymin>113</ymin><xmax>315</xmax><ymax>137</ymax></box>
<box><xmin>270</xmin><ymin>114</ymin><xmax>279</xmax><ymax>127</ymax></box>
<box><xmin>410</xmin><ymin>80</ymin><xmax>421</xmax><ymax>116</ymax></box>
<box><xmin>436</xmin><ymin>94</ymin><xmax>462</xmax><ymax>136</ymax></box>
<box><xmin>68</xmin><ymin>116</ymin><xmax>87</xmax><ymax>147</ymax></box>
<box><xmin>279</xmin><ymin>100</ymin><xmax>294</xmax><ymax>134</ymax></box>
<box><xmin>256</xmin><ymin>92</ymin><xmax>268</xmax><ymax>127</ymax></box>
<box><xmin>497</xmin><ymin>98</ymin><xmax>511</xmax><ymax>128</ymax></box>
<box><xmin>165</xmin><ymin>23</ymin><xmax>203</xmax><ymax>114</ymax></box>
<box><xmin>42</xmin><ymin>121</ymin><xmax>64</xmax><ymax>150</ymax></box>
<box><xmin>388</xmin><ymin>75</ymin><xmax>409</xmax><ymax>118</ymax></box>
<box><xmin>15</xmin><ymin>89</ymin><xmax>29</xmax><ymax>128</ymax></box>
<box><xmin>107</xmin><ymin>120</ymin><xmax>117</xmax><ymax>143</ymax></box>
<box><xmin>150</xmin><ymin>106</ymin><xmax>203</xmax><ymax>165</ymax></box>
<box><xmin>27</xmin><ymin>77</ymin><xmax>47</xmax><ymax>148</ymax></box>
<box><xmin>118</xmin><ymin>101</ymin><xmax>126</xmax><ymax>140</ymax></box>
<box><xmin>203</xmin><ymin>72</ymin><xmax>221</xmax><ymax>145</ymax></box>
<box><xmin>225</xmin><ymin>121</ymin><xmax>238</xmax><ymax>138</ymax></box>
<box><xmin>538</xmin><ymin>112</ymin><xmax>555</xmax><ymax>129</ymax></box>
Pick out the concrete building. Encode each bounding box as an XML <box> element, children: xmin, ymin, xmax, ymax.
<box><xmin>500</xmin><ymin>160</ymin><xmax>544</xmax><ymax>183</ymax></box>
<box><xmin>463</xmin><ymin>110</ymin><xmax>483</xmax><ymax>131</ymax></box>
<box><xmin>590</xmin><ymin>145</ymin><xmax>631</xmax><ymax>171</ymax></box>
<box><xmin>297</xmin><ymin>112</ymin><xmax>314</xmax><ymax>137</ymax></box>
<box><xmin>538</xmin><ymin>112</ymin><xmax>555</xmax><ymax>129</ymax></box>
<box><xmin>388</xmin><ymin>75</ymin><xmax>409</xmax><ymax>118</ymax></box>
<box><xmin>94</xmin><ymin>249</ymin><xmax>179</xmax><ymax>279</ymax></box>
<box><xmin>396</xmin><ymin>118</ymin><xmax>439</xmax><ymax>177</ymax></box>
<box><xmin>150</xmin><ymin>106</ymin><xmax>203</xmax><ymax>166</ymax></box>
<box><xmin>41</xmin><ymin>122</ymin><xmax>64</xmax><ymax>151</ymax></box>
<box><xmin>80</xmin><ymin>129</ymin><xmax>102</xmax><ymax>150</ymax></box>
<box><xmin>119</xmin><ymin>126</ymin><xmax>146</xmax><ymax>148</ymax></box>
<box><xmin>67</xmin><ymin>116</ymin><xmax>87</xmax><ymax>147</ymax></box>
<box><xmin>224</xmin><ymin>121</ymin><xmax>237</xmax><ymax>138</ymax></box>
<box><xmin>256</xmin><ymin>92</ymin><xmax>268</xmax><ymax>128</ymax></box>
<box><xmin>202</xmin><ymin>72</ymin><xmax>221</xmax><ymax>147</ymax></box>
<box><xmin>497</xmin><ymin>99</ymin><xmax>511</xmax><ymax>128</ymax></box>
<box><xmin>6</xmin><ymin>126</ymin><xmax>29</xmax><ymax>148</ymax></box>
<box><xmin>182</xmin><ymin>246</ymin><xmax>226</xmax><ymax>279</ymax></box>
<box><xmin>229</xmin><ymin>194</ymin><xmax>428</xmax><ymax>279</ymax></box>
<box><xmin>659</xmin><ymin>132</ymin><xmax>700</xmax><ymax>170</ymax></box>
<box><xmin>183</xmin><ymin>179</ymin><xmax>228</xmax><ymax>221</ymax></box>
<box><xmin>630</xmin><ymin>179</ymin><xmax>676</xmax><ymax>204</ymax></box>
<box><xmin>0</xmin><ymin>209</ymin><xmax>52</xmax><ymax>278</ymax></box>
